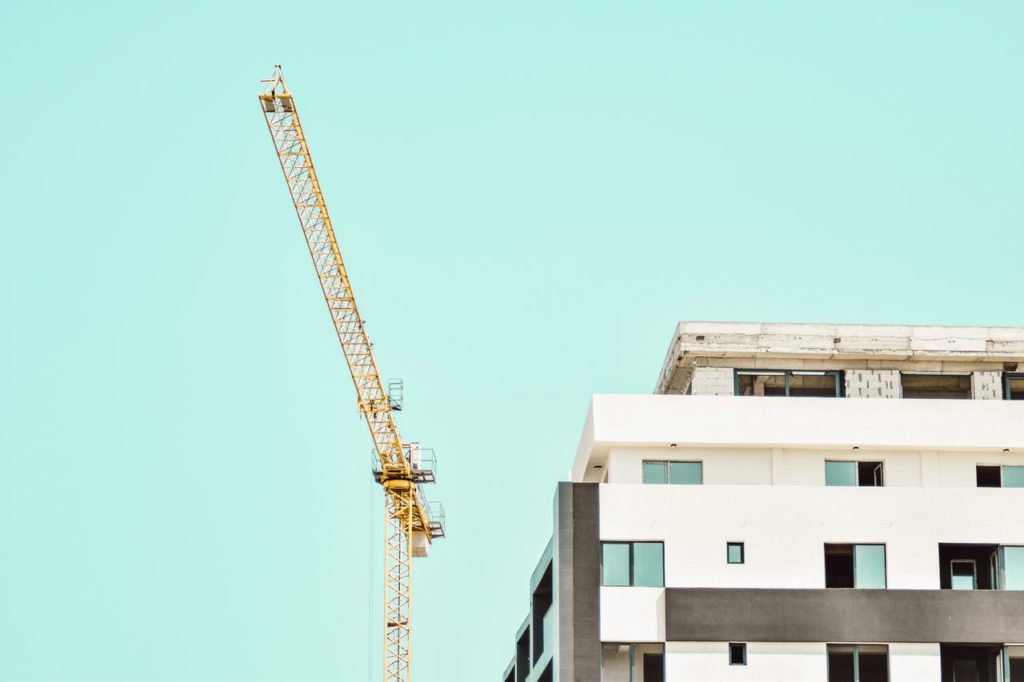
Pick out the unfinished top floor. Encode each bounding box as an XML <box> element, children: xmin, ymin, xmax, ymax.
<box><xmin>656</xmin><ymin>321</ymin><xmax>1024</xmax><ymax>399</ymax></box>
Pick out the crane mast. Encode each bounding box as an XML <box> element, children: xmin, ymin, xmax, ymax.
<box><xmin>258</xmin><ymin>66</ymin><xmax>442</xmax><ymax>682</ymax></box>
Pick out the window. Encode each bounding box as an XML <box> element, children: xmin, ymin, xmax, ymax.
<box><xmin>976</xmin><ymin>465</ymin><xmax>1024</xmax><ymax>488</ymax></box>
<box><xmin>601</xmin><ymin>542</ymin><xmax>664</xmax><ymax>587</ymax></box>
<box><xmin>900</xmin><ymin>373</ymin><xmax>971</xmax><ymax>399</ymax></box>
<box><xmin>1006</xmin><ymin>646</ymin><xmax>1024</xmax><ymax>680</ymax></box>
<box><xmin>998</xmin><ymin>546</ymin><xmax>1024</xmax><ymax>590</ymax></box>
<box><xmin>828</xmin><ymin>644</ymin><xmax>889</xmax><ymax>682</ymax></box>
<box><xmin>1006</xmin><ymin>374</ymin><xmax>1024</xmax><ymax>400</ymax></box>
<box><xmin>727</xmin><ymin>542</ymin><xmax>745</xmax><ymax>564</ymax></box>
<box><xmin>951</xmin><ymin>560</ymin><xmax>977</xmax><ymax>590</ymax></box>
<box><xmin>938</xmin><ymin>544</ymin><xmax>1024</xmax><ymax>590</ymax></box>
<box><xmin>642</xmin><ymin>460</ymin><xmax>702</xmax><ymax>485</ymax></box>
<box><xmin>825</xmin><ymin>544</ymin><xmax>886</xmax><ymax>588</ymax></box>
<box><xmin>736</xmin><ymin>370</ymin><xmax>843</xmax><ymax>397</ymax></box>
<box><xmin>601</xmin><ymin>643</ymin><xmax>664</xmax><ymax>682</ymax></box>
<box><xmin>825</xmin><ymin>460</ymin><xmax>884</xmax><ymax>487</ymax></box>
<box><xmin>729</xmin><ymin>643</ymin><xmax>747</xmax><ymax>666</ymax></box>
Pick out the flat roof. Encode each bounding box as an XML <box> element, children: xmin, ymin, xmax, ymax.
<box><xmin>656</xmin><ymin>321</ymin><xmax>1024</xmax><ymax>395</ymax></box>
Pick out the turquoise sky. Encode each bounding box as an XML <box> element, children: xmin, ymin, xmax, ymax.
<box><xmin>2</xmin><ymin>2</ymin><xmax>1022</xmax><ymax>680</ymax></box>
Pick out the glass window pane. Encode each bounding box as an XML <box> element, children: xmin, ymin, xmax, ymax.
<box><xmin>632</xmin><ymin>542</ymin><xmax>664</xmax><ymax>587</ymax></box>
<box><xmin>788</xmin><ymin>372</ymin><xmax>840</xmax><ymax>397</ymax></box>
<box><xmin>669</xmin><ymin>461</ymin><xmax>702</xmax><ymax>485</ymax></box>
<box><xmin>827</xmin><ymin>646</ymin><xmax>855</xmax><ymax>682</ymax></box>
<box><xmin>642</xmin><ymin>461</ymin><xmax>667</xmax><ymax>484</ymax></box>
<box><xmin>854</xmin><ymin>545</ymin><xmax>887</xmax><ymax>588</ymax></box>
<box><xmin>1003</xmin><ymin>466</ymin><xmax>1024</xmax><ymax>488</ymax></box>
<box><xmin>1001</xmin><ymin>546</ymin><xmax>1024</xmax><ymax>590</ymax></box>
<box><xmin>736</xmin><ymin>372</ymin><xmax>785</xmax><ymax>396</ymax></box>
<box><xmin>951</xmin><ymin>560</ymin><xmax>977</xmax><ymax>590</ymax></box>
<box><xmin>1008</xmin><ymin>375</ymin><xmax>1024</xmax><ymax>400</ymax></box>
<box><xmin>825</xmin><ymin>461</ymin><xmax>857</xmax><ymax>487</ymax></box>
<box><xmin>857</xmin><ymin>646</ymin><xmax>889</xmax><ymax>682</ymax></box>
<box><xmin>601</xmin><ymin>543</ymin><xmax>630</xmax><ymax>586</ymax></box>
<box><xmin>727</xmin><ymin>543</ymin><xmax>744</xmax><ymax>564</ymax></box>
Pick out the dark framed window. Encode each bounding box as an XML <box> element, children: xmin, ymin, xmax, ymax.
<box><xmin>900</xmin><ymin>373</ymin><xmax>971</xmax><ymax>399</ymax></box>
<box><xmin>1005</xmin><ymin>374</ymin><xmax>1024</xmax><ymax>400</ymax></box>
<box><xmin>825</xmin><ymin>544</ymin><xmax>887</xmax><ymax>589</ymax></box>
<box><xmin>827</xmin><ymin>644</ymin><xmax>889</xmax><ymax>682</ymax></box>
<box><xmin>977</xmin><ymin>464</ymin><xmax>1024</xmax><ymax>488</ymax></box>
<box><xmin>735</xmin><ymin>370</ymin><xmax>843</xmax><ymax>397</ymax></box>
<box><xmin>642</xmin><ymin>460</ymin><xmax>702</xmax><ymax>485</ymax></box>
<box><xmin>729</xmin><ymin>643</ymin><xmax>747</xmax><ymax>666</ymax></box>
<box><xmin>601</xmin><ymin>541</ymin><xmax>664</xmax><ymax>587</ymax></box>
<box><xmin>825</xmin><ymin>460</ymin><xmax>884</xmax><ymax>487</ymax></box>
<box><xmin>727</xmin><ymin>542</ymin><xmax>745</xmax><ymax>564</ymax></box>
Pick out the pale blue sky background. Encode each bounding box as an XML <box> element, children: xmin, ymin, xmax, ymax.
<box><xmin>1</xmin><ymin>2</ymin><xmax>1022</xmax><ymax>680</ymax></box>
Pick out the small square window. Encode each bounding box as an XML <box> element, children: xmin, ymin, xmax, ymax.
<box><xmin>729</xmin><ymin>643</ymin><xmax>747</xmax><ymax>666</ymax></box>
<box><xmin>727</xmin><ymin>542</ymin><xmax>745</xmax><ymax>564</ymax></box>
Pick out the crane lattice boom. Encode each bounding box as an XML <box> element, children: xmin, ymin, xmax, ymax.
<box><xmin>258</xmin><ymin>65</ymin><xmax>441</xmax><ymax>682</ymax></box>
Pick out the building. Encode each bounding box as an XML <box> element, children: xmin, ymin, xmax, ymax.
<box><xmin>501</xmin><ymin>321</ymin><xmax>1024</xmax><ymax>682</ymax></box>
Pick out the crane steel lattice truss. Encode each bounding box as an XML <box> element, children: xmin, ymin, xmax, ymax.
<box><xmin>258</xmin><ymin>66</ymin><xmax>442</xmax><ymax>682</ymax></box>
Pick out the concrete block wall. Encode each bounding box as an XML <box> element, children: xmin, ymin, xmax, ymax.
<box><xmin>690</xmin><ymin>367</ymin><xmax>733</xmax><ymax>396</ymax></box>
<box><xmin>844</xmin><ymin>369</ymin><xmax>901</xmax><ymax>398</ymax></box>
<box><xmin>972</xmin><ymin>371</ymin><xmax>1003</xmax><ymax>400</ymax></box>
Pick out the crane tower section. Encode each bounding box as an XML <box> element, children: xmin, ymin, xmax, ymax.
<box><xmin>259</xmin><ymin>66</ymin><xmax>443</xmax><ymax>682</ymax></box>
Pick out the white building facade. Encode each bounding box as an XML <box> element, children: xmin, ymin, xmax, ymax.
<box><xmin>502</xmin><ymin>322</ymin><xmax>1024</xmax><ymax>682</ymax></box>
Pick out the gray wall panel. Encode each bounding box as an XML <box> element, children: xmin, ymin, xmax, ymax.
<box><xmin>666</xmin><ymin>588</ymin><xmax>1024</xmax><ymax>643</ymax></box>
<box><xmin>555</xmin><ymin>483</ymin><xmax>600</xmax><ymax>682</ymax></box>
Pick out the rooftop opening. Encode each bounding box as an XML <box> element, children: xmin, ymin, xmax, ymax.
<box><xmin>900</xmin><ymin>373</ymin><xmax>971</xmax><ymax>399</ymax></box>
<box><xmin>736</xmin><ymin>370</ymin><xmax>843</xmax><ymax>397</ymax></box>
<box><xmin>1007</xmin><ymin>374</ymin><xmax>1024</xmax><ymax>400</ymax></box>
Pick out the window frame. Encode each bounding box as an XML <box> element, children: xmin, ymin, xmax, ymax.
<box><xmin>825</xmin><ymin>459</ymin><xmax>885</xmax><ymax>487</ymax></box>
<box><xmin>641</xmin><ymin>460</ymin><xmax>703</xmax><ymax>485</ymax></box>
<box><xmin>900</xmin><ymin>372</ymin><xmax>972</xmax><ymax>399</ymax></box>
<box><xmin>976</xmin><ymin>464</ymin><xmax>1024</xmax><ymax>488</ymax></box>
<box><xmin>826</xmin><ymin>643</ymin><xmax>890</xmax><ymax>682</ymax></box>
<box><xmin>734</xmin><ymin>369</ymin><xmax>844</xmax><ymax>397</ymax></box>
<box><xmin>824</xmin><ymin>543</ymin><xmax>888</xmax><ymax>589</ymax></box>
<box><xmin>600</xmin><ymin>541</ymin><xmax>665</xmax><ymax>587</ymax></box>
<box><xmin>729</xmin><ymin>643</ymin><xmax>747</xmax><ymax>666</ymax></box>
<box><xmin>1005</xmin><ymin>373</ymin><xmax>1024</xmax><ymax>400</ymax></box>
<box><xmin>726</xmin><ymin>542</ymin><xmax>745</xmax><ymax>565</ymax></box>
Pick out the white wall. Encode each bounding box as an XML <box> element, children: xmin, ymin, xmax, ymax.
<box><xmin>665</xmin><ymin>642</ymin><xmax>825</xmax><ymax>681</ymax></box>
<box><xmin>599</xmin><ymin>485</ymin><xmax>1024</xmax><ymax>591</ymax></box>
<box><xmin>663</xmin><ymin>642</ymin><xmax>939</xmax><ymax>682</ymax></box>
<box><xmin>600</xmin><ymin>587</ymin><xmax>664</xmax><ymax>642</ymax></box>
<box><xmin>575</xmin><ymin>395</ymin><xmax>1024</xmax><ymax>482</ymax></box>
<box><xmin>605</xmin><ymin>445</ymin><xmax>1024</xmax><ymax>487</ymax></box>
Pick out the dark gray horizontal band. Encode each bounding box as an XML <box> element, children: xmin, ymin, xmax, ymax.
<box><xmin>666</xmin><ymin>588</ymin><xmax>1024</xmax><ymax>643</ymax></box>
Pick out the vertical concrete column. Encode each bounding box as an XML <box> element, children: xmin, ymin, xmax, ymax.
<box><xmin>844</xmin><ymin>369</ymin><xmax>901</xmax><ymax>398</ymax></box>
<box><xmin>971</xmin><ymin>371</ymin><xmax>1003</xmax><ymax>400</ymax></box>
<box><xmin>555</xmin><ymin>483</ymin><xmax>600</xmax><ymax>682</ymax></box>
<box><xmin>690</xmin><ymin>367</ymin><xmax>734</xmax><ymax>396</ymax></box>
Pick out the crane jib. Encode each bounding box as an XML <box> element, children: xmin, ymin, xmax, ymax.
<box><xmin>259</xmin><ymin>65</ymin><xmax>443</xmax><ymax>682</ymax></box>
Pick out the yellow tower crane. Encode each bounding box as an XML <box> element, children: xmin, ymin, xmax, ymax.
<box><xmin>258</xmin><ymin>66</ymin><xmax>444</xmax><ymax>682</ymax></box>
